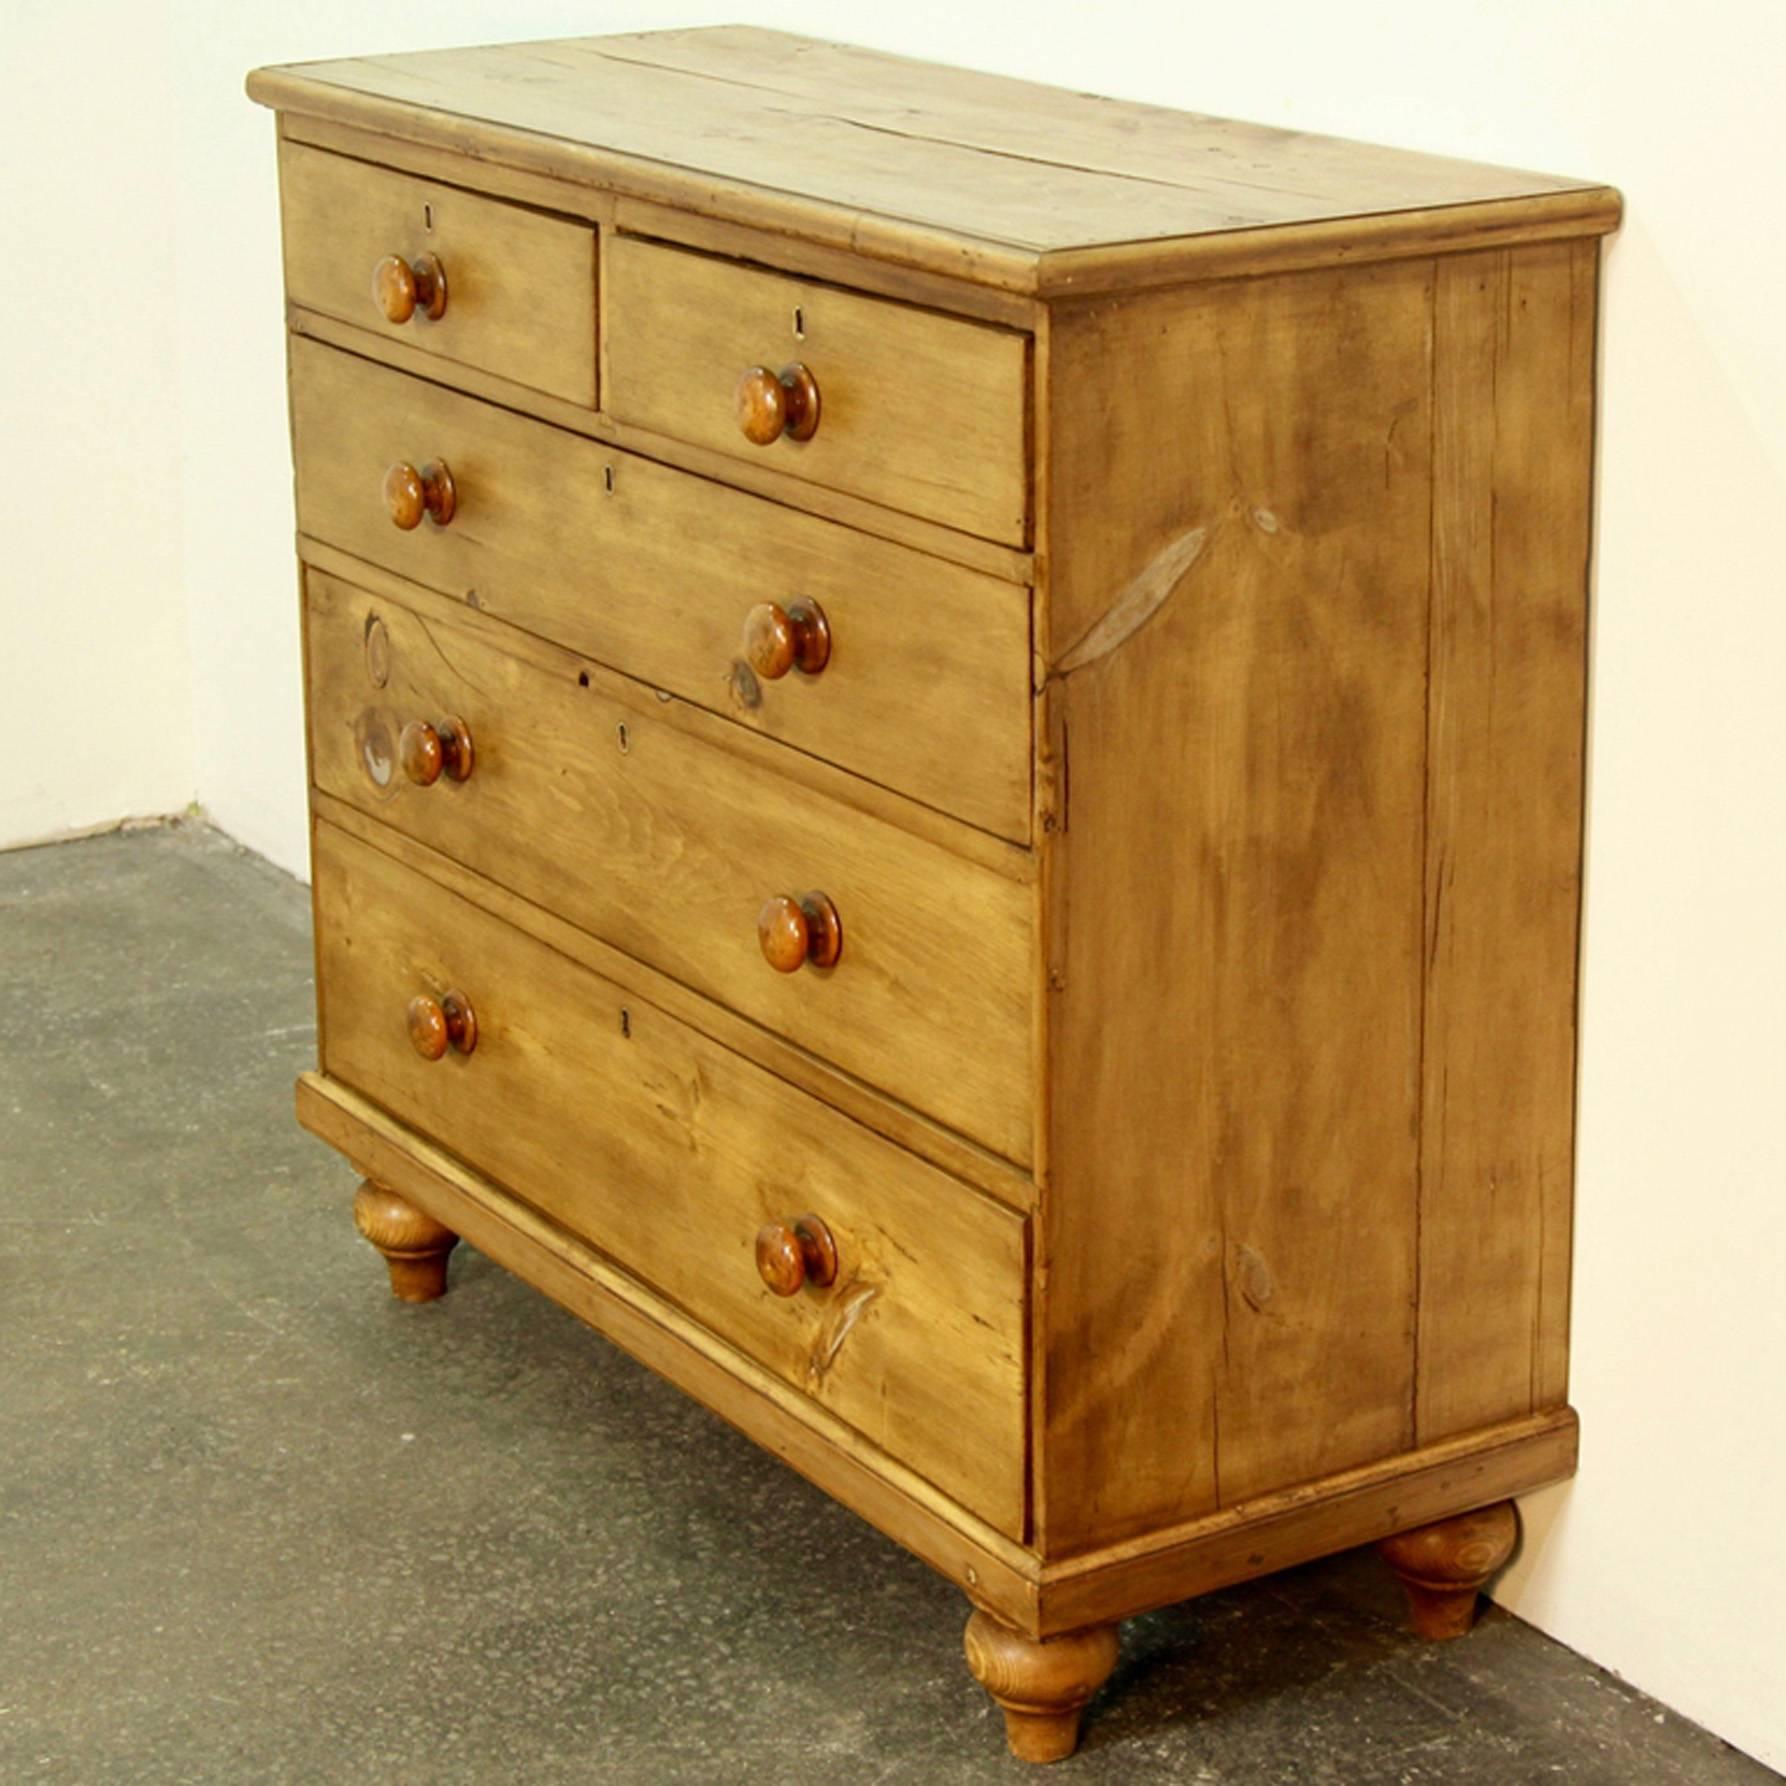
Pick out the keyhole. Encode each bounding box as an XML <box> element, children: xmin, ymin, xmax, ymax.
<box><xmin>423</xmin><ymin>202</ymin><xmax>434</xmax><ymax>231</ymax></box>
<box><xmin>616</xmin><ymin>722</ymin><xmax>630</xmax><ymax>754</ymax></box>
<box><xmin>619</xmin><ymin>1007</ymin><xmax>632</xmax><ymax>1039</ymax></box>
<box><xmin>792</xmin><ymin>305</ymin><xmax>805</xmax><ymax>340</ymax></box>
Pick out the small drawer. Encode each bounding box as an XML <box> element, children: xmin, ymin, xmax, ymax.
<box><xmin>277</xmin><ymin>140</ymin><xmax>597</xmax><ymax>404</ymax></box>
<box><xmin>287</xmin><ymin>339</ymin><xmax>1033</xmax><ymax>842</ymax></box>
<box><xmin>605</xmin><ymin>236</ymin><xmax>1029</xmax><ymax>545</ymax></box>
<box><xmin>312</xmin><ymin>818</ymin><xmax>1027</xmax><ymax>1533</ymax></box>
<box><xmin>304</xmin><ymin>570</ymin><xmax>1035</xmax><ymax>1166</ymax></box>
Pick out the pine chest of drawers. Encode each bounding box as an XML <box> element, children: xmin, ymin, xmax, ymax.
<box><xmin>250</xmin><ymin>29</ymin><xmax>1618</xmax><ymax>1762</ymax></box>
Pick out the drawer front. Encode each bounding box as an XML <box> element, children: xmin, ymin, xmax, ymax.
<box><xmin>312</xmin><ymin>820</ymin><xmax>1027</xmax><ymax>1533</ymax></box>
<box><xmin>605</xmin><ymin>236</ymin><xmax>1029</xmax><ymax>545</ymax></box>
<box><xmin>278</xmin><ymin>141</ymin><xmax>597</xmax><ymax>404</ymax></box>
<box><xmin>306</xmin><ymin>570</ymin><xmax>1035</xmax><ymax>1166</ymax></box>
<box><xmin>288</xmin><ymin>338</ymin><xmax>1032</xmax><ymax>841</ymax></box>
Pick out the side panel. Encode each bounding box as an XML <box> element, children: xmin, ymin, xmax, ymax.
<box><xmin>1416</xmin><ymin>241</ymin><xmax>1597</xmax><ymax>1439</ymax></box>
<box><xmin>1036</xmin><ymin>242</ymin><xmax>1599</xmax><ymax>1554</ymax></box>
<box><xmin>1037</xmin><ymin>261</ymin><xmax>1436</xmax><ymax>1550</ymax></box>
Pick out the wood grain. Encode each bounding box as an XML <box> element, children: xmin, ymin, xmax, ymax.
<box><xmin>296</xmin><ymin>1078</ymin><xmax>1578</xmax><ymax>1644</ymax></box>
<box><xmin>288</xmin><ymin>337</ymin><xmax>1033</xmax><ymax>840</ymax></box>
<box><xmin>613</xmin><ymin>197</ymin><xmax>1040</xmax><ymax>328</ymax></box>
<box><xmin>290</xmin><ymin>305</ymin><xmax>1032</xmax><ymax>585</ymax></box>
<box><xmin>351</xmin><ymin>1179</ymin><xmax>458</xmax><ymax>1301</ymax></box>
<box><xmin>1416</xmin><ymin>241</ymin><xmax>1597</xmax><ymax>1441</ymax></box>
<box><xmin>303</xmin><ymin>569</ymin><xmax>1035</xmax><ymax>1164</ymax></box>
<box><xmin>279</xmin><ymin>108</ymin><xmax>1040</xmax><ymax>324</ymax></box>
<box><xmin>1035</xmin><ymin>261</ymin><xmax>1436</xmax><ymax>1551</ymax></box>
<box><xmin>306</xmin><ymin>784</ymin><xmax>1036</xmax><ymax>1213</ymax></box>
<box><xmin>297</xmin><ymin>539</ymin><xmax>1030</xmax><ymax>883</ymax></box>
<box><xmin>297</xmin><ymin>1069</ymin><xmax>1044</xmax><ymax>1626</ymax></box>
<box><xmin>258</xmin><ymin>37</ymin><xmax>1615</xmax><ymax>1753</ymax></box>
<box><xmin>1032</xmin><ymin>1410</ymin><xmax>1576</xmax><ymax>1635</ymax></box>
<box><xmin>278</xmin><ymin>139</ymin><xmax>596</xmax><ymax>404</ymax></box>
<box><xmin>606</xmin><ymin>236</ymin><xmax>1030</xmax><ymax>545</ymax></box>
<box><xmin>249</xmin><ymin>29</ymin><xmax>1619</xmax><ymax>297</ymax></box>
<box><xmin>280</xmin><ymin>110</ymin><xmax>613</xmax><ymax>222</ymax></box>
<box><xmin>1378</xmin><ymin>1500</ymin><xmax>1518</xmax><ymax>1639</ymax></box>
<box><xmin>312</xmin><ymin>819</ymin><xmax>1028</xmax><ymax>1531</ymax></box>
<box><xmin>962</xmin><ymin>1612</ymin><xmax>1118</xmax><ymax>1762</ymax></box>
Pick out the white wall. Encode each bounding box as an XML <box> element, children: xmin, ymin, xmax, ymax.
<box><xmin>2</xmin><ymin>8</ymin><xmax>193</xmax><ymax>845</ymax></box>
<box><xmin>11</xmin><ymin>0</ymin><xmax>1786</xmax><ymax>1769</ymax></box>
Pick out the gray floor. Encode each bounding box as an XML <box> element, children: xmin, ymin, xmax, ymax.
<box><xmin>1</xmin><ymin>822</ymin><xmax>1775</xmax><ymax>1786</ymax></box>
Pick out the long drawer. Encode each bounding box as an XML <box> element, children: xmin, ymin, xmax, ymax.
<box><xmin>312</xmin><ymin>819</ymin><xmax>1027</xmax><ymax>1533</ymax></box>
<box><xmin>288</xmin><ymin>337</ymin><xmax>1033</xmax><ymax>841</ymax></box>
<box><xmin>305</xmin><ymin>568</ymin><xmax>1036</xmax><ymax>1166</ymax></box>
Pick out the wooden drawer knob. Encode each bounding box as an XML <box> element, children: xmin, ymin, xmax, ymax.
<box><xmin>742</xmin><ymin>600</ymin><xmax>831</xmax><ymax>680</ymax></box>
<box><xmin>372</xmin><ymin>251</ymin><xmax>448</xmax><ymax>324</ymax></box>
<box><xmin>406</xmin><ymin>990</ymin><xmax>477</xmax><ymax>1060</ymax></box>
<box><xmin>757</xmin><ymin>891</ymin><xmax>842</xmax><ymax>973</ymax></box>
<box><xmin>736</xmin><ymin>363</ymin><xmax>821</xmax><ymax>446</ymax></box>
<box><xmin>755</xmin><ymin>1214</ymin><xmax>838</xmax><ymax>1297</ymax></box>
<box><xmin>399</xmin><ymin>716</ymin><xmax>474</xmax><ymax>786</ymax></box>
<box><xmin>384</xmin><ymin>459</ymin><xmax>456</xmax><ymax>530</ymax></box>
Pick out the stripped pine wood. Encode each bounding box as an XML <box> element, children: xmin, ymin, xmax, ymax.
<box><xmin>1036</xmin><ymin>261</ymin><xmax>1435</xmax><ymax>1551</ymax></box>
<box><xmin>605</xmin><ymin>236</ymin><xmax>1031</xmax><ymax>545</ymax></box>
<box><xmin>303</xmin><ymin>569</ymin><xmax>1036</xmax><ymax>1164</ymax></box>
<box><xmin>279</xmin><ymin>111</ymin><xmax>613</xmax><ymax>223</ymax></box>
<box><xmin>312</xmin><ymin>820</ymin><xmax>1028</xmax><ymax>1530</ymax></box>
<box><xmin>1032</xmin><ymin>1410</ymin><xmax>1577</xmax><ymax>1632</ymax></box>
<box><xmin>296</xmin><ymin>538</ymin><xmax>1033</xmax><ymax>884</ymax></box>
<box><xmin>308</xmin><ymin>783</ymin><xmax>1036</xmax><ymax>1213</ymax></box>
<box><xmin>612</xmin><ymin>197</ymin><xmax>1041</xmax><ymax>330</ymax></box>
<box><xmin>278</xmin><ymin>140</ymin><xmax>597</xmax><ymax>404</ymax></box>
<box><xmin>252</xmin><ymin>32</ymin><xmax>1613</xmax><ymax>1758</ymax></box>
<box><xmin>297</xmin><ymin>1071</ymin><xmax>1043</xmax><ymax>1605</ymax></box>
<box><xmin>284</xmin><ymin>311</ymin><xmax>1035</xmax><ymax>585</ymax></box>
<box><xmin>248</xmin><ymin>30</ymin><xmax>1618</xmax><ymax>296</ymax></box>
<box><xmin>287</xmin><ymin>337</ymin><xmax>1034</xmax><ymax>838</ymax></box>
<box><xmin>1416</xmin><ymin>241</ymin><xmax>1598</xmax><ymax>1440</ymax></box>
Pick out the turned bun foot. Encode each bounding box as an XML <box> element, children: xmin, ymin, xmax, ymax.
<box><xmin>1379</xmin><ymin>1500</ymin><xmax>1518</xmax><ymax>1640</ymax></box>
<box><xmin>964</xmin><ymin>1609</ymin><xmax>1119</xmax><ymax>1764</ymax></box>
<box><xmin>352</xmin><ymin>1180</ymin><xmax>459</xmax><ymax>1302</ymax></box>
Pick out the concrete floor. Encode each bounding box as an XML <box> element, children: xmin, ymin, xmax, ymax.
<box><xmin>1</xmin><ymin>821</ymin><xmax>1776</xmax><ymax>1786</ymax></box>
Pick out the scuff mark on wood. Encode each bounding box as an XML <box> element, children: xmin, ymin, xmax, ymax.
<box><xmin>1051</xmin><ymin>526</ymin><xmax>1208</xmax><ymax>677</ymax></box>
<box><xmin>727</xmin><ymin>659</ymin><xmax>763</xmax><ymax>711</ymax></box>
<box><xmin>352</xmin><ymin>709</ymin><xmax>396</xmax><ymax>794</ymax></box>
<box><xmin>1234</xmin><ymin>1242</ymin><xmax>1275</xmax><ymax>1313</ymax></box>
<box><xmin>808</xmin><ymin>1278</ymin><xmax>880</xmax><ymax>1383</ymax></box>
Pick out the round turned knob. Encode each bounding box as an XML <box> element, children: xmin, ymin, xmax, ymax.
<box><xmin>742</xmin><ymin>599</ymin><xmax>831</xmax><ymax>680</ymax></box>
<box><xmin>757</xmin><ymin>891</ymin><xmax>843</xmax><ymax>973</ymax></box>
<box><xmin>755</xmin><ymin>1214</ymin><xmax>838</xmax><ymax>1297</ymax></box>
<box><xmin>384</xmin><ymin>459</ymin><xmax>456</xmax><ymax>530</ymax></box>
<box><xmin>406</xmin><ymin>990</ymin><xmax>478</xmax><ymax>1060</ymax></box>
<box><xmin>735</xmin><ymin>363</ymin><xmax>821</xmax><ymax>446</ymax></box>
<box><xmin>372</xmin><ymin>251</ymin><xmax>448</xmax><ymax>324</ymax></box>
<box><xmin>398</xmin><ymin>716</ymin><xmax>475</xmax><ymax>786</ymax></box>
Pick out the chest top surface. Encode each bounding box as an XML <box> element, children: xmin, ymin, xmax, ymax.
<box><xmin>248</xmin><ymin>26</ymin><xmax>1617</xmax><ymax>294</ymax></box>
